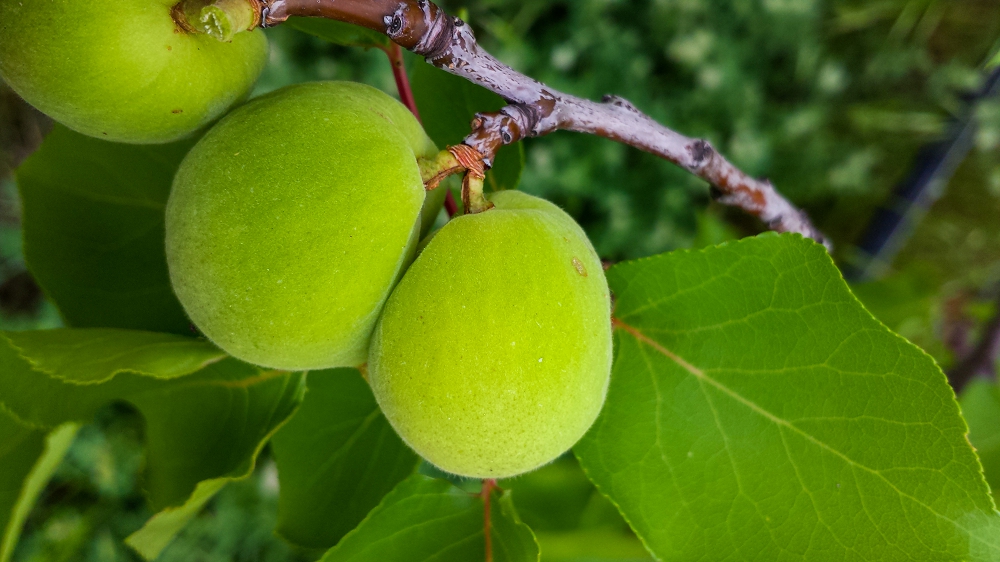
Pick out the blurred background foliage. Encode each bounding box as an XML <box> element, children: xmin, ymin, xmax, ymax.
<box><xmin>2</xmin><ymin>0</ymin><xmax>1000</xmax><ymax>560</ymax></box>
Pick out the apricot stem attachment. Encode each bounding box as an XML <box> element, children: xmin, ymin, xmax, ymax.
<box><xmin>418</xmin><ymin>150</ymin><xmax>463</xmax><ymax>191</ymax></box>
<box><xmin>462</xmin><ymin>174</ymin><xmax>492</xmax><ymax>214</ymax></box>
<box><xmin>418</xmin><ymin>146</ymin><xmax>493</xmax><ymax>214</ymax></box>
<box><xmin>173</xmin><ymin>0</ymin><xmax>259</xmax><ymax>41</ymax></box>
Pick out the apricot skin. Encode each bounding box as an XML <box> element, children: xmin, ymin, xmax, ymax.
<box><xmin>369</xmin><ymin>190</ymin><xmax>613</xmax><ymax>479</ymax></box>
<box><xmin>0</xmin><ymin>0</ymin><xmax>267</xmax><ymax>144</ymax></box>
<box><xmin>166</xmin><ymin>82</ymin><xmax>438</xmax><ymax>370</ymax></box>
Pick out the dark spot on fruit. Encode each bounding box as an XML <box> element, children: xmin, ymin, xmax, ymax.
<box><xmin>572</xmin><ymin>258</ymin><xmax>588</xmax><ymax>277</ymax></box>
<box><xmin>167</xmin><ymin>45</ymin><xmax>172</xmax><ymax>51</ymax></box>
<box><xmin>172</xmin><ymin>109</ymin><xmax>183</xmax><ymax>114</ymax></box>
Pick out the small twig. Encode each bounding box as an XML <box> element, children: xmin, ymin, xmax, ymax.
<box><xmin>381</xmin><ymin>39</ymin><xmax>458</xmax><ymax>217</ymax></box>
<box><xmin>443</xmin><ymin>190</ymin><xmax>459</xmax><ymax>216</ymax></box>
<box><xmin>383</xmin><ymin>42</ymin><xmax>422</xmax><ymax>123</ymax></box>
<box><xmin>259</xmin><ymin>0</ymin><xmax>828</xmax><ymax>247</ymax></box>
<box><xmin>948</xmin><ymin>293</ymin><xmax>1000</xmax><ymax>393</ymax></box>
<box><xmin>481</xmin><ymin>479</ymin><xmax>497</xmax><ymax>562</ymax></box>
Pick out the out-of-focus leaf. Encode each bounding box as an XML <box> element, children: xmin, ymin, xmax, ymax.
<box><xmin>961</xmin><ymin>380</ymin><xmax>1000</xmax><ymax>493</ymax></box>
<box><xmin>576</xmin><ymin>234</ymin><xmax>1000</xmax><ymax>561</ymax></box>
<box><xmin>285</xmin><ymin>17</ymin><xmax>389</xmax><ymax>49</ymax></box>
<box><xmin>411</xmin><ymin>60</ymin><xmax>524</xmax><ymax>194</ymax></box>
<box><xmin>0</xmin><ymin>416</ymin><xmax>77</xmax><ymax>562</ymax></box>
<box><xmin>533</xmin><ymin>529</ymin><xmax>652</xmax><ymax>562</ymax></box>
<box><xmin>272</xmin><ymin>369</ymin><xmax>418</xmax><ymax>550</ymax></box>
<box><xmin>16</xmin><ymin>125</ymin><xmax>193</xmax><ymax>334</ymax></box>
<box><xmin>318</xmin><ymin>475</ymin><xmax>539</xmax><ymax>562</ymax></box>
<box><xmin>0</xmin><ymin>330</ymin><xmax>305</xmax><ymax>559</ymax></box>
<box><xmin>499</xmin><ymin>456</ymin><xmax>598</xmax><ymax>533</ymax></box>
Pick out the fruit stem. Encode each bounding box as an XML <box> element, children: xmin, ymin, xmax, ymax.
<box><xmin>419</xmin><ymin>150</ymin><xmax>463</xmax><ymax>191</ymax></box>
<box><xmin>462</xmin><ymin>174</ymin><xmax>492</xmax><ymax>214</ymax></box>
<box><xmin>173</xmin><ymin>0</ymin><xmax>259</xmax><ymax>42</ymax></box>
<box><xmin>481</xmin><ymin>479</ymin><xmax>497</xmax><ymax>562</ymax></box>
<box><xmin>383</xmin><ymin>43</ymin><xmax>422</xmax><ymax>122</ymax></box>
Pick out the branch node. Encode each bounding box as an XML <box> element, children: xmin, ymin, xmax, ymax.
<box><xmin>689</xmin><ymin>140</ymin><xmax>715</xmax><ymax>167</ymax></box>
<box><xmin>602</xmin><ymin>95</ymin><xmax>641</xmax><ymax>115</ymax></box>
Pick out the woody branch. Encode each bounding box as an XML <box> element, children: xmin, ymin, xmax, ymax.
<box><xmin>258</xmin><ymin>0</ymin><xmax>830</xmax><ymax>248</ymax></box>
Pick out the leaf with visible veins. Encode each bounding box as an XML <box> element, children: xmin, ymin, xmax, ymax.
<box><xmin>576</xmin><ymin>233</ymin><xmax>1000</xmax><ymax>561</ymax></box>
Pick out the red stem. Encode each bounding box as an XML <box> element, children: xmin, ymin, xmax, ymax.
<box><xmin>444</xmin><ymin>191</ymin><xmax>460</xmax><ymax>216</ymax></box>
<box><xmin>385</xmin><ymin>42</ymin><xmax>421</xmax><ymax>122</ymax></box>
<box><xmin>384</xmin><ymin>41</ymin><xmax>459</xmax><ymax>217</ymax></box>
<box><xmin>482</xmin><ymin>479</ymin><xmax>496</xmax><ymax>562</ymax></box>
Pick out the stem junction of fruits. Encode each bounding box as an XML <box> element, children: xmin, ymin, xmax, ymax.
<box><xmin>418</xmin><ymin>146</ymin><xmax>492</xmax><ymax>214</ymax></box>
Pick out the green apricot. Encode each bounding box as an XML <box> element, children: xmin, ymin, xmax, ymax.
<box><xmin>166</xmin><ymin>81</ymin><xmax>438</xmax><ymax>370</ymax></box>
<box><xmin>0</xmin><ymin>0</ymin><xmax>267</xmax><ymax>144</ymax></box>
<box><xmin>369</xmin><ymin>190</ymin><xmax>613</xmax><ymax>478</ymax></box>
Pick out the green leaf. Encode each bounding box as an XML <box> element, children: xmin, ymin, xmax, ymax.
<box><xmin>0</xmin><ymin>330</ymin><xmax>305</xmax><ymax>558</ymax></box>
<box><xmin>0</xmin><ymin>415</ymin><xmax>77</xmax><ymax>562</ymax></box>
<box><xmin>532</xmin><ymin>529</ymin><xmax>653</xmax><ymax>562</ymax></box>
<box><xmin>286</xmin><ymin>17</ymin><xmax>390</xmax><ymax>49</ymax></box>
<box><xmin>576</xmin><ymin>234</ymin><xmax>1000</xmax><ymax>561</ymax></box>
<box><xmin>319</xmin><ymin>475</ymin><xmax>539</xmax><ymax>562</ymax></box>
<box><xmin>411</xmin><ymin>60</ymin><xmax>525</xmax><ymax>193</ymax></box>
<box><xmin>962</xmin><ymin>380</ymin><xmax>1000</xmax><ymax>493</ymax></box>
<box><xmin>499</xmin><ymin>456</ymin><xmax>599</xmax><ymax>532</ymax></box>
<box><xmin>850</xmin><ymin>264</ymin><xmax>948</xmax><ymax>364</ymax></box>
<box><xmin>492</xmin><ymin>492</ymin><xmax>541</xmax><ymax>562</ymax></box>
<box><xmin>5</xmin><ymin>328</ymin><xmax>224</xmax><ymax>383</ymax></box>
<box><xmin>271</xmin><ymin>369</ymin><xmax>419</xmax><ymax>550</ymax></box>
<box><xmin>125</xmin><ymin>479</ymin><xmax>227</xmax><ymax>560</ymax></box>
<box><xmin>16</xmin><ymin>125</ymin><xmax>194</xmax><ymax>334</ymax></box>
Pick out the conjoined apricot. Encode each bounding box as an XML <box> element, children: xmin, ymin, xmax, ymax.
<box><xmin>166</xmin><ymin>81</ymin><xmax>439</xmax><ymax>370</ymax></box>
<box><xmin>369</xmin><ymin>190</ymin><xmax>614</xmax><ymax>478</ymax></box>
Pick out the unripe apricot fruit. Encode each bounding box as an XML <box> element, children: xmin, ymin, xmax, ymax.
<box><xmin>166</xmin><ymin>81</ymin><xmax>438</xmax><ymax>370</ymax></box>
<box><xmin>369</xmin><ymin>190</ymin><xmax>613</xmax><ymax>478</ymax></box>
<box><xmin>0</xmin><ymin>0</ymin><xmax>267</xmax><ymax>144</ymax></box>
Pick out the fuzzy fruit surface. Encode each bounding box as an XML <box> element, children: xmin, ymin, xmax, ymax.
<box><xmin>166</xmin><ymin>82</ymin><xmax>438</xmax><ymax>370</ymax></box>
<box><xmin>0</xmin><ymin>0</ymin><xmax>267</xmax><ymax>144</ymax></box>
<box><xmin>369</xmin><ymin>191</ymin><xmax>613</xmax><ymax>478</ymax></box>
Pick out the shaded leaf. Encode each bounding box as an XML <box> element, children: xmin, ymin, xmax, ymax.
<box><xmin>125</xmin><ymin>479</ymin><xmax>227</xmax><ymax>560</ymax></box>
<box><xmin>319</xmin><ymin>475</ymin><xmax>538</xmax><ymax>562</ymax></box>
<box><xmin>0</xmin><ymin>330</ymin><xmax>305</xmax><ymax>558</ymax></box>
<box><xmin>961</xmin><ymin>380</ymin><xmax>1000</xmax><ymax>493</ymax></box>
<box><xmin>576</xmin><ymin>234</ymin><xmax>1000</xmax><ymax>561</ymax></box>
<box><xmin>272</xmin><ymin>369</ymin><xmax>418</xmax><ymax>550</ymax></box>
<box><xmin>0</xmin><ymin>415</ymin><xmax>77</xmax><ymax>562</ymax></box>
<box><xmin>492</xmin><ymin>492</ymin><xmax>541</xmax><ymax>562</ymax></box>
<box><xmin>16</xmin><ymin>125</ymin><xmax>194</xmax><ymax>334</ymax></box>
<box><xmin>498</xmin><ymin>456</ymin><xmax>598</xmax><ymax>532</ymax></box>
<box><xmin>532</xmin><ymin>529</ymin><xmax>652</xmax><ymax>562</ymax></box>
<box><xmin>411</xmin><ymin>60</ymin><xmax>524</xmax><ymax>193</ymax></box>
<box><xmin>286</xmin><ymin>17</ymin><xmax>389</xmax><ymax>49</ymax></box>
